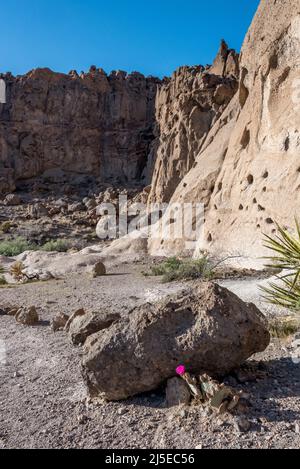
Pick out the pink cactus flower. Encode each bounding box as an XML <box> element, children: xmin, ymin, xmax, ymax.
<box><xmin>176</xmin><ymin>365</ymin><xmax>186</xmax><ymax>376</ymax></box>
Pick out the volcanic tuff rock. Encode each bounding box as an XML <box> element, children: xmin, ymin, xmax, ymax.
<box><xmin>148</xmin><ymin>43</ymin><xmax>239</xmax><ymax>204</ymax></box>
<box><xmin>149</xmin><ymin>0</ymin><xmax>300</xmax><ymax>267</ymax></box>
<box><xmin>0</xmin><ymin>68</ymin><xmax>160</xmax><ymax>193</ymax></box>
<box><xmin>82</xmin><ymin>282</ymin><xmax>270</xmax><ymax>400</ymax></box>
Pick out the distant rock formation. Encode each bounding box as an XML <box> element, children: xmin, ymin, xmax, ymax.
<box><xmin>149</xmin><ymin>0</ymin><xmax>300</xmax><ymax>268</ymax></box>
<box><xmin>148</xmin><ymin>42</ymin><xmax>239</xmax><ymax>204</ymax></box>
<box><xmin>0</xmin><ymin>68</ymin><xmax>160</xmax><ymax>193</ymax></box>
<box><xmin>0</xmin><ymin>43</ymin><xmax>238</xmax><ymax>196</ymax></box>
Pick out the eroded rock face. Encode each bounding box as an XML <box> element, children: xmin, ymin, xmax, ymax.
<box><xmin>82</xmin><ymin>282</ymin><xmax>270</xmax><ymax>400</ymax></box>
<box><xmin>15</xmin><ymin>306</ymin><xmax>39</xmax><ymax>326</ymax></box>
<box><xmin>148</xmin><ymin>44</ymin><xmax>239</xmax><ymax>204</ymax></box>
<box><xmin>149</xmin><ymin>0</ymin><xmax>300</xmax><ymax>267</ymax></box>
<box><xmin>0</xmin><ymin>68</ymin><xmax>160</xmax><ymax>193</ymax></box>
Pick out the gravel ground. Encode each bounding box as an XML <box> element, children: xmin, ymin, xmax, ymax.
<box><xmin>1</xmin><ymin>265</ymin><xmax>300</xmax><ymax>449</ymax></box>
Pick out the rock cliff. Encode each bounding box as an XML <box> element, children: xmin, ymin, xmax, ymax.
<box><xmin>148</xmin><ymin>42</ymin><xmax>239</xmax><ymax>204</ymax></box>
<box><xmin>149</xmin><ymin>0</ymin><xmax>300</xmax><ymax>268</ymax></box>
<box><xmin>0</xmin><ymin>68</ymin><xmax>160</xmax><ymax>193</ymax></box>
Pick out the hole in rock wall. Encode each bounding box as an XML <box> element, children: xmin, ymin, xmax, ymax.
<box><xmin>269</xmin><ymin>53</ymin><xmax>278</xmax><ymax>70</ymax></box>
<box><xmin>247</xmin><ymin>174</ymin><xmax>254</xmax><ymax>185</ymax></box>
<box><xmin>239</xmin><ymin>68</ymin><xmax>249</xmax><ymax>108</ymax></box>
<box><xmin>241</xmin><ymin>128</ymin><xmax>250</xmax><ymax>149</ymax></box>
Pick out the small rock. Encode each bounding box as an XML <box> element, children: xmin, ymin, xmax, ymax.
<box><xmin>295</xmin><ymin>423</ymin><xmax>300</xmax><ymax>434</ymax></box>
<box><xmin>84</xmin><ymin>198</ymin><xmax>97</xmax><ymax>210</ymax></box>
<box><xmin>179</xmin><ymin>408</ymin><xmax>188</xmax><ymax>419</ymax></box>
<box><xmin>7</xmin><ymin>307</ymin><xmax>19</xmax><ymax>316</ymax></box>
<box><xmin>166</xmin><ymin>377</ymin><xmax>191</xmax><ymax>407</ymax></box>
<box><xmin>64</xmin><ymin>308</ymin><xmax>86</xmax><ymax>332</ymax></box>
<box><xmin>91</xmin><ymin>262</ymin><xmax>106</xmax><ymax>278</ymax></box>
<box><xmin>68</xmin><ymin>202</ymin><xmax>85</xmax><ymax>213</ymax></box>
<box><xmin>15</xmin><ymin>306</ymin><xmax>39</xmax><ymax>326</ymax></box>
<box><xmin>51</xmin><ymin>313</ymin><xmax>70</xmax><ymax>332</ymax></box>
<box><xmin>77</xmin><ymin>414</ymin><xmax>88</xmax><ymax>425</ymax></box>
<box><xmin>234</xmin><ymin>416</ymin><xmax>251</xmax><ymax>433</ymax></box>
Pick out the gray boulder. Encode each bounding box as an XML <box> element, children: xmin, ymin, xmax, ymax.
<box><xmin>82</xmin><ymin>282</ymin><xmax>270</xmax><ymax>400</ymax></box>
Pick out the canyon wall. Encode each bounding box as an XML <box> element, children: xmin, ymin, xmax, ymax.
<box><xmin>148</xmin><ymin>42</ymin><xmax>239</xmax><ymax>204</ymax></box>
<box><xmin>0</xmin><ymin>68</ymin><xmax>160</xmax><ymax>193</ymax></box>
<box><xmin>0</xmin><ymin>44</ymin><xmax>238</xmax><ymax>197</ymax></box>
<box><xmin>149</xmin><ymin>0</ymin><xmax>300</xmax><ymax>268</ymax></box>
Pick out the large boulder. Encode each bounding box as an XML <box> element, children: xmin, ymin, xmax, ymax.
<box><xmin>82</xmin><ymin>282</ymin><xmax>270</xmax><ymax>400</ymax></box>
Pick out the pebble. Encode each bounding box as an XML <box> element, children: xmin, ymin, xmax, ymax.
<box><xmin>234</xmin><ymin>416</ymin><xmax>251</xmax><ymax>433</ymax></box>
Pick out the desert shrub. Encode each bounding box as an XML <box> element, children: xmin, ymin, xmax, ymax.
<box><xmin>41</xmin><ymin>239</ymin><xmax>70</xmax><ymax>253</ymax></box>
<box><xmin>146</xmin><ymin>256</ymin><xmax>214</xmax><ymax>283</ymax></box>
<box><xmin>0</xmin><ymin>237</ymin><xmax>34</xmax><ymax>256</ymax></box>
<box><xmin>261</xmin><ymin>220</ymin><xmax>300</xmax><ymax>309</ymax></box>
<box><xmin>0</xmin><ymin>221</ymin><xmax>13</xmax><ymax>233</ymax></box>
<box><xmin>268</xmin><ymin>316</ymin><xmax>300</xmax><ymax>338</ymax></box>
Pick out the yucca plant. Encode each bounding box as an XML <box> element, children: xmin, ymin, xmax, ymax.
<box><xmin>10</xmin><ymin>261</ymin><xmax>25</xmax><ymax>281</ymax></box>
<box><xmin>261</xmin><ymin>220</ymin><xmax>300</xmax><ymax>309</ymax></box>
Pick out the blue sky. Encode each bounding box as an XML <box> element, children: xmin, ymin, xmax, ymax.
<box><xmin>1</xmin><ymin>0</ymin><xmax>260</xmax><ymax>77</ymax></box>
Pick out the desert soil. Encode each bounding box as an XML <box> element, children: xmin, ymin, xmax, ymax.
<box><xmin>1</xmin><ymin>264</ymin><xmax>300</xmax><ymax>449</ymax></box>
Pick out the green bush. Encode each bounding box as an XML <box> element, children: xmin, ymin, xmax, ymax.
<box><xmin>261</xmin><ymin>220</ymin><xmax>300</xmax><ymax>309</ymax></box>
<box><xmin>0</xmin><ymin>237</ymin><xmax>34</xmax><ymax>257</ymax></box>
<box><xmin>41</xmin><ymin>239</ymin><xmax>70</xmax><ymax>253</ymax></box>
<box><xmin>0</xmin><ymin>221</ymin><xmax>13</xmax><ymax>233</ymax></box>
<box><xmin>0</xmin><ymin>275</ymin><xmax>7</xmax><ymax>285</ymax></box>
<box><xmin>146</xmin><ymin>256</ymin><xmax>214</xmax><ymax>283</ymax></box>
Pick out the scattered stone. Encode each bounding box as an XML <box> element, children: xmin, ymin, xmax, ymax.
<box><xmin>77</xmin><ymin>414</ymin><xmax>88</xmax><ymax>425</ymax></box>
<box><xmin>68</xmin><ymin>202</ymin><xmax>85</xmax><ymax>213</ymax></box>
<box><xmin>51</xmin><ymin>313</ymin><xmax>70</xmax><ymax>332</ymax></box>
<box><xmin>234</xmin><ymin>416</ymin><xmax>251</xmax><ymax>433</ymax></box>
<box><xmin>15</xmin><ymin>306</ymin><xmax>39</xmax><ymax>326</ymax></box>
<box><xmin>166</xmin><ymin>377</ymin><xmax>191</xmax><ymax>407</ymax></box>
<box><xmin>27</xmin><ymin>203</ymin><xmax>49</xmax><ymax>219</ymax></box>
<box><xmin>6</xmin><ymin>307</ymin><xmax>20</xmax><ymax>317</ymax></box>
<box><xmin>64</xmin><ymin>308</ymin><xmax>86</xmax><ymax>332</ymax></box>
